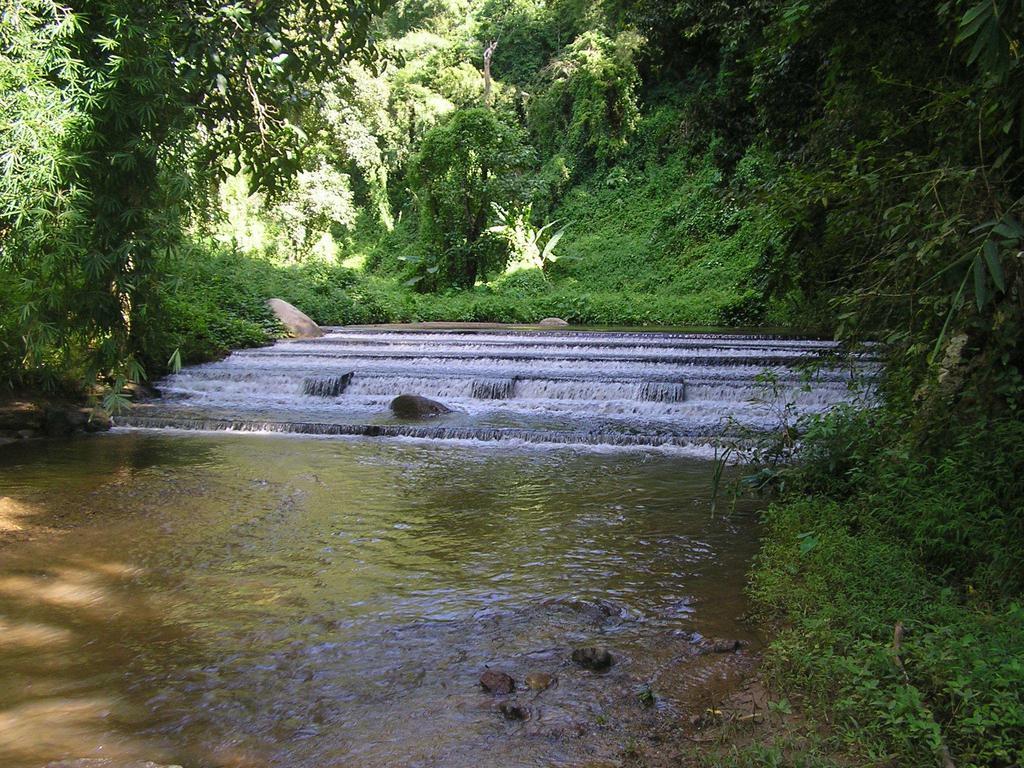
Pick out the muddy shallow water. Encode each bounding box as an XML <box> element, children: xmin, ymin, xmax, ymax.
<box><xmin>0</xmin><ymin>432</ymin><xmax>761</xmax><ymax>768</ymax></box>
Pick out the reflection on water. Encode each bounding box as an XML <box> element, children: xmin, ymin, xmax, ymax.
<box><xmin>0</xmin><ymin>433</ymin><xmax>760</xmax><ymax>768</ymax></box>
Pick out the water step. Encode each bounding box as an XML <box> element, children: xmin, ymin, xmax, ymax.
<box><xmin>124</xmin><ymin>328</ymin><xmax>877</xmax><ymax>448</ymax></box>
<box><xmin>302</xmin><ymin>373</ymin><xmax>353</xmax><ymax>397</ymax></box>
<box><xmin>116</xmin><ymin>415</ymin><xmax>725</xmax><ymax>448</ymax></box>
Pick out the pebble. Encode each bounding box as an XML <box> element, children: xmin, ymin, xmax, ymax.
<box><xmin>480</xmin><ymin>669</ymin><xmax>515</xmax><ymax>694</ymax></box>
<box><xmin>525</xmin><ymin>671</ymin><xmax>555</xmax><ymax>691</ymax></box>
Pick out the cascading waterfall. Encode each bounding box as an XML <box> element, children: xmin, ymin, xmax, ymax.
<box><xmin>118</xmin><ymin>328</ymin><xmax>877</xmax><ymax>449</ymax></box>
<box><xmin>636</xmin><ymin>381</ymin><xmax>688</xmax><ymax>403</ymax></box>
<box><xmin>471</xmin><ymin>377</ymin><xmax>517</xmax><ymax>400</ymax></box>
<box><xmin>302</xmin><ymin>372</ymin><xmax>353</xmax><ymax>397</ymax></box>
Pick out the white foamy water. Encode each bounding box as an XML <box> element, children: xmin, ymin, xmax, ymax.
<box><xmin>119</xmin><ymin>328</ymin><xmax>877</xmax><ymax>448</ymax></box>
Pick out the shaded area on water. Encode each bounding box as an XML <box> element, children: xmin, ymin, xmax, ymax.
<box><xmin>0</xmin><ymin>433</ymin><xmax>761</xmax><ymax>768</ymax></box>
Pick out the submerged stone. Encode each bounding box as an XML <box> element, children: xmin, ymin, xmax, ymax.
<box><xmin>699</xmin><ymin>639</ymin><xmax>744</xmax><ymax>654</ymax></box>
<box><xmin>541</xmin><ymin>596</ymin><xmax>624</xmax><ymax>625</ymax></box>
<box><xmin>498</xmin><ymin>701</ymin><xmax>531</xmax><ymax>720</ymax></box>
<box><xmin>571</xmin><ymin>647</ymin><xmax>614</xmax><ymax>671</ymax></box>
<box><xmin>524</xmin><ymin>671</ymin><xmax>555</xmax><ymax>691</ymax></box>
<box><xmin>480</xmin><ymin>669</ymin><xmax>516</xmax><ymax>694</ymax></box>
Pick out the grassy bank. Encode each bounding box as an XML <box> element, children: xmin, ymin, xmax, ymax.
<box><xmin>352</xmin><ymin>145</ymin><xmax>789</xmax><ymax>328</ymax></box>
<box><xmin>712</xmin><ymin>409</ymin><xmax>1024</xmax><ymax>767</ymax></box>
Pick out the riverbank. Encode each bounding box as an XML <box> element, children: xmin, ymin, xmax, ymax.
<box><xmin>0</xmin><ymin>397</ymin><xmax>111</xmax><ymax>446</ymax></box>
<box><xmin>611</xmin><ymin>409</ymin><xmax>1024</xmax><ymax>768</ymax></box>
<box><xmin>710</xmin><ymin>409</ymin><xmax>1024</xmax><ymax>768</ymax></box>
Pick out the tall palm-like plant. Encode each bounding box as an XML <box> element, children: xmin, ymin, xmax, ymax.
<box><xmin>488</xmin><ymin>203</ymin><xmax>566</xmax><ymax>276</ymax></box>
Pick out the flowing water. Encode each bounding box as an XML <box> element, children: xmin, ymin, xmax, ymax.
<box><xmin>120</xmin><ymin>328</ymin><xmax>875</xmax><ymax>449</ymax></box>
<box><xmin>0</xmin><ymin>328</ymin><xmax>873</xmax><ymax>767</ymax></box>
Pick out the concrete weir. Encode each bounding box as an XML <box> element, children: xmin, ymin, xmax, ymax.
<box><xmin>116</xmin><ymin>327</ymin><xmax>877</xmax><ymax>449</ymax></box>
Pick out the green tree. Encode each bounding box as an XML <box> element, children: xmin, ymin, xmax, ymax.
<box><xmin>0</xmin><ymin>0</ymin><xmax>385</xmax><ymax>389</ymax></box>
<box><xmin>528</xmin><ymin>30</ymin><xmax>643</xmax><ymax>174</ymax></box>
<box><xmin>409</xmin><ymin>107</ymin><xmax>534</xmax><ymax>289</ymax></box>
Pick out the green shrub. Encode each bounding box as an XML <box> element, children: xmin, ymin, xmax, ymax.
<box><xmin>0</xmin><ymin>270</ymin><xmax>29</xmax><ymax>389</ymax></box>
<box><xmin>748</xmin><ymin>409</ymin><xmax>1024</xmax><ymax>767</ymax></box>
<box><xmin>528</xmin><ymin>30</ymin><xmax>643</xmax><ymax>173</ymax></box>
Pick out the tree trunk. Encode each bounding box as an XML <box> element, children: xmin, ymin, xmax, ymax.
<box><xmin>482</xmin><ymin>41</ymin><xmax>498</xmax><ymax>107</ymax></box>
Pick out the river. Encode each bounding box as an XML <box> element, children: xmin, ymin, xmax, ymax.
<box><xmin>0</xmin><ymin>328</ymin><xmax>871</xmax><ymax>767</ymax></box>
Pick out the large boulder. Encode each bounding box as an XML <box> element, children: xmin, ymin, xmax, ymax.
<box><xmin>0</xmin><ymin>401</ymin><xmax>109</xmax><ymax>441</ymax></box>
<box><xmin>538</xmin><ymin>317</ymin><xmax>569</xmax><ymax>327</ymax></box>
<box><xmin>267</xmin><ymin>298</ymin><xmax>324</xmax><ymax>339</ymax></box>
<box><xmin>390</xmin><ymin>394</ymin><xmax>451</xmax><ymax>418</ymax></box>
<box><xmin>43</xmin><ymin>405</ymin><xmax>89</xmax><ymax>436</ymax></box>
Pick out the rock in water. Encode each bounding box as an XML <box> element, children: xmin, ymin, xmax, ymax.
<box><xmin>538</xmin><ymin>317</ymin><xmax>569</xmax><ymax>326</ymax></box>
<box><xmin>498</xmin><ymin>701</ymin><xmax>531</xmax><ymax>721</ymax></box>
<box><xmin>83</xmin><ymin>408</ymin><xmax>112</xmax><ymax>433</ymax></box>
<box><xmin>571</xmin><ymin>647</ymin><xmax>614</xmax><ymax>671</ymax></box>
<box><xmin>699</xmin><ymin>639</ymin><xmax>744</xmax><ymax>655</ymax></box>
<box><xmin>266</xmin><ymin>298</ymin><xmax>324</xmax><ymax>339</ymax></box>
<box><xmin>525</xmin><ymin>671</ymin><xmax>554</xmax><ymax>691</ymax></box>
<box><xmin>43</xmin><ymin>405</ymin><xmax>88</xmax><ymax>436</ymax></box>
<box><xmin>541</xmin><ymin>596</ymin><xmax>624</xmax><ymax>625</ymax></box>
<box><xmin>0</xmin><ymin>402</ymin><xmax>43</xmax><ymax>432</ymax></box>
<box><xmin>390</xmin><ymin>394</ymin><xmax>451</xmax><ymax>418</ymax></box>
<box><xmin>480</xmin><ymin>669</ymin><xmax>516</xmax><ymax>694</ymax></box>
<box><xmin>124</xmin><ymin>381</ymin><xmax>161</xmax><ymax>400</ymax></box>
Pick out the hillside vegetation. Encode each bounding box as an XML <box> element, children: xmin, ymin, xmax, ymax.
<box><xmin>2</xmin><ymin>1</ymin><xmax>1022</xmax><ymax>765</ymax></box>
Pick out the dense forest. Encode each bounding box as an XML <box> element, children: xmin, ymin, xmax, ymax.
<box><xmin>2</xmin><ymin>0</ymin><xmax>1022</xmax><ymax>765</ymax></box>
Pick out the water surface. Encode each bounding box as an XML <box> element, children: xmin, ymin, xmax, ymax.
<box><xmin>0</xmin><ymin>432</ymin><xmax>760</xmax><ymax>767</ymax></box>
<box><xmin>123</xmin><ymin>328</ymin><xmax>874</xmax><ymax>448</ymax></box>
